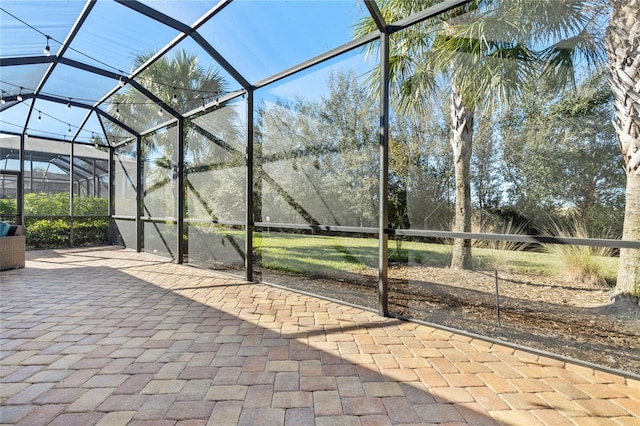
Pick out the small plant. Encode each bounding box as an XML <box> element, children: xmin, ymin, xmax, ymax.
<box><xmin>473</xmin><ymin>219</ymin><xmax>531</xmax><ymax>271</ymax></box>
<box><xmin>542</xmin><ymin>220</ymin><xmax>615</xmax><ymax>288</ymax></box>
<box><xmin>389</xmin><ymin>237</ymin><xmax>409</xmax><ymax>263</ymax></box>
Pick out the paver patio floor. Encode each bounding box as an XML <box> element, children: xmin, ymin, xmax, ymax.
<box><xmin>1</xmin><ymin>247</ymin><xmax>638</xmax><ymax>425</ymax></box>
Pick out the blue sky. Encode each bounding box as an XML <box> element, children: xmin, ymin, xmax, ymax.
<box><xmin>1</xmin><ymin>1</ymin><xmax>376</xmax><ymax>141</ymax></box>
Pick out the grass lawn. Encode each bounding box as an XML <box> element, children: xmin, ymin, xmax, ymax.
<box><xmin>252</xmin><ymin>232</ymin><xmax>618</xmax><ymax>284</ymax></box>
<box><xmin>190</xmin><ymin>224</ymin><xmax>618</xmax><ymax>285</ymax></box>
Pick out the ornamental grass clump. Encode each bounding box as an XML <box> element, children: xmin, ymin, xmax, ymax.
<box><xmin>472</xmin><ymin>219</ymin><xmax>532</xmax><ymax>271</ymax></box>
<box><xmin>543</xmin><ymin>220</ymin><xmax>615</xmax><ymax>288</ymax></box>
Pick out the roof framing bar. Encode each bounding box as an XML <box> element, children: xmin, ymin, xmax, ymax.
<box><xmin>24</xmin><ymin>92</ymin><xmax>138</xmax><ymax>142</ymax></box>
<box><xmin>250</xmin><ymin>0</ymin><xmax>473</xmax><ymax>92</ymax></box>
<box><xmin>4</xmin><ymin>131</ymin><xmax>104</xmax><ymax>149</ymax></box>
<box><xmin>254</xmin><ymin>31</ymin><xmax>380</xmax><ymax>90</ymax></box>
<box><xmin>0</xmin><ymin>56</ymin><xmax>55</xmax><ymax>67</ymax></box>
<box><xmin>24</xmin><ymin>0</ymin><xmax>97</xmax><ymax>132</ymax></box>
<box><xmin>190</xmin><ymin>32</ymin><xmax>251</xmax><ymax>89</ymax></box>
<box><xmin>51</xmin><ymin>159</ymin><xmax>107</xmax><ymax>179</ymax></box>
<box><xmin>59</xmin><ymin>57</ymin><xmax>123</xmax><ymax>82</ymax></box>
<box><xmin>127</xmin><ymin>80</ymin><xmax>182</xmax><ymax>119</ymax></box>
<box><xmin>94</xmin><ymin>108</ymin><xmax>140</xmax><ymax>138</ymax></box>
<box><xmin>388</xmin><ymin>0</ymin><xmax>474</xmax><ymax>33</ymax></box>
<box><xmin>112</xmin><ymin>137</ymin><xmax>137</xmax><ymax>149</ymax></box>
<box><xmin>93</xmin><ymin>32</ymin><xmax>187</xmax><ymax>110</ymax></box>
<box><xmin>24</xmin><ymin>92</ymin><xmax>140</xmax><ymax>143</ymax></box>
<box><xmin>114</xmin><ymin>0</ymin><xmax>192</xmax><ymax>33</ymax></box>
<box><xmin>182</xmin><ymin>89</ymin><xmax>246</xmax><ymax>118</ymax></box>
<box><xmin>88</xmin><ymin>1</ymin><xmax>244</xmax><ymax>123</ymax></box>
<box><xmin>364</xmin><ymin>0</ymin><xmax>386</xmax><ymax>33</ymax></box>
<box><xmin>57</xmin><ymin>57</ymin><xmax>183</xmax><ymax>119</ymax></box>
<box><xmin>139</xmin><ymin>118</ymin><xmax>179</xmax><ymax>138</ymax></box>
<box><xmin>96</xmin><ymin>114</ymin><xmax>111</xmax><ymax>146</ymax></box>
<box><xmin>116</xmin><ymin>0</ymin><xmax>250</xmax><ymax>89</ymax></box>
<box><xmin>27</xmin><ymin>93</ymin><xmax>93</xmax><ymax>110</ymax></box>
<box><xmin>1</xmin><ymin>94</ymin><xmax>25</xmax><ymax>103</ymax></box>
<box><xmin>71</xmin><ymin>108</ymin><xmax>96</xmax><ymax>144</ymax></box>
<box><xmin>64</xmin><ymin>139</ymin><xmax>103</xmax><ymax>149</ymax></box>
<box><xmin>77</xmin><ymin>108</ymin><xmax>97</xmax><ymax>146</ymax></box>
<box><xmin>191</xmin><ymin>0</ymin><xmax>233</xmax><ymax>30</ymax></box>
<box><xmin>123</xmin><ymin>0</ymin><xmax>231</xmax><ymax>82</ymax></box>
<box><xmin>47</xmin><ymin>0</ymin><xmax>98</xmax><ymax>84</ymax></box>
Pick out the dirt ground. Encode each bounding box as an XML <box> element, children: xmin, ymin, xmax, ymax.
<box><xmin>256</xmin><ymin>265</ymin><xmax>640</xmax><ymax>375</ymax></box>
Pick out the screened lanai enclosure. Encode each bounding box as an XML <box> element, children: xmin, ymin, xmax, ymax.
<box><xmin>1</xmin><ymin>0</ymin><xmax>639</xmax><ymax>376</ymax></box>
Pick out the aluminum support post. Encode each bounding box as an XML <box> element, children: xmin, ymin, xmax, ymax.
<box><xmin>378</xmin><ymin>33</ymin><xmax>390</xmax><ymax>317</ymax></box>
<box><xmin>177</xmin><ymin>119</ymin><xmax>185</xmax><ymax>264</ymax></box>
<box><xmin>108</xmin><ymin>146</ymin><xmax>115</xmax><ymax>244</ymax></box>
<box><xmin>245</xmin><ymin>90</ymin><xmax>254</xmax><ymax>282</ymax></box>
<box><xmin>136</xmin><ymin>135</ymin><xmax>143</xmax><ymax>253</ymax></box>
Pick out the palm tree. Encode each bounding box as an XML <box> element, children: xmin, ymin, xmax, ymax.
<box><xmin>605</xmin><ymin>0</ymin><xmax>640</xmax><ymax>297</ymax></box>
<box><xmin>108</xmin><ymin>49</ymin><xmax>227</xmax><ymax>152</ymax></box>
<box><xmin>355</xmin><ymin>0</ymin><xmax>603</xmax><ymax>270</ymax></box>
<box><xmin>107</xmin><ymin>49</ymin><xmax>234</xmax><ymax>220</ymax></box>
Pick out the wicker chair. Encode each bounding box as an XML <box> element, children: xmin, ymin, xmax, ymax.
<box><xmin>0</xmin><ymin>225</ymin><xmax>26</xmax><ymax>271</ymax></box>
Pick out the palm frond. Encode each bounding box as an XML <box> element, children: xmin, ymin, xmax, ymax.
<box><xmin>540</xmin><ymin>28</ymin><xmax>605</xmax><ymax>90</ymax></box>
<box><xmin>355</xmin><ymin>0</ymin><xmax>607</xmax><ymax>118</ymax></box>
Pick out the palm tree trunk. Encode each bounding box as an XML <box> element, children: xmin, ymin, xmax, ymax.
<box><xmin>606</xmin><ymin>0</ymin><xmax>640</xmax><ymax>297</ymax></box>
<box><xmin>450</xmin><ymin>82</ymin><xmax>473</xmax><ymax>270</ymax></box>
<box><xmin>617</xmin><ymin>175</ymin><xmax>640</xmax><ymax>296</ymax></box>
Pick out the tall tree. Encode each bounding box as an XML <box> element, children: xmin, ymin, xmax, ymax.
<box><xmin>257</xmin><ymin>71</ymin><xmax>379</xmax><ymax>227</ymax></box>
<box><xmin>355</xmin><ymin>0</ymin><xmax>602</xmax><ymax>270</ymax></box>
<box><xmin>109</xmin><ymin>49</ymin><xmax>227</xmax><ymax>155</ymax></box>
<box><xmin>389</xmin><ymin>111</ymin><xmax>454</xmax><ymax>231</ymax></box>
<box><xmin>108</xmin><ymin>49</ymin><xmax>231</xmax><ymax>212</ymax></box>
<box><xmin>499</xmin><ymin>70</ymin><xmax>624</xmax><ymax>236</ymax></box>
<box><xmin>605</xmin><ymin>0</ymin><xmax>640</xmax><ymax>297</ymax></box>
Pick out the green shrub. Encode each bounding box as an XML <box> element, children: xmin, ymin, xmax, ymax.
<box><xmin>20</xmin><ymin>193</ymin><xmax>109</xmax><ymax>248</ymax></box>
<box><xmin>24</xmin><ymin>193</ymin><xmax>69</xmax><ymax>216</ymax></box>
<box><xmin>0</xmin><ymin>198</ymin><xmax>17</xmax><ymax>216</ymax></box>
<box><xmin>73</xmin><ymin>220</ymin><xmax>108</xmax><ymax>245</ymax></box>
<box><xmin>27</xmin><ymin>219</ymin><xmax>70</xmax><ymax>248</ymax></box>
<box><xmin>74</xmin><ymin>197</ymin><xmax>108</xmax><ymax>216</ymax></box>
<box><xmin>23</xmin><ymin>193</ymin><xmax>108</xmax><ymax>216</ymax></box>
<box><xmin>26</xmin><ymin>218</ymin><xmax>109</xmax><ymax>248</ymax></box>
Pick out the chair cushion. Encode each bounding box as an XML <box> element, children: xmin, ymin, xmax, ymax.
<box><xmin>0</xmin><ymin>222</ymin><xmax>10</xmax><ymax>237</ymax></box>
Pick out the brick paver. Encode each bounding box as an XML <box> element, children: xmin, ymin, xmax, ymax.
<box><xmin>1</xmin><ymin>247</ymin><xmax>638</xmax><ymax>425</ymax></box>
